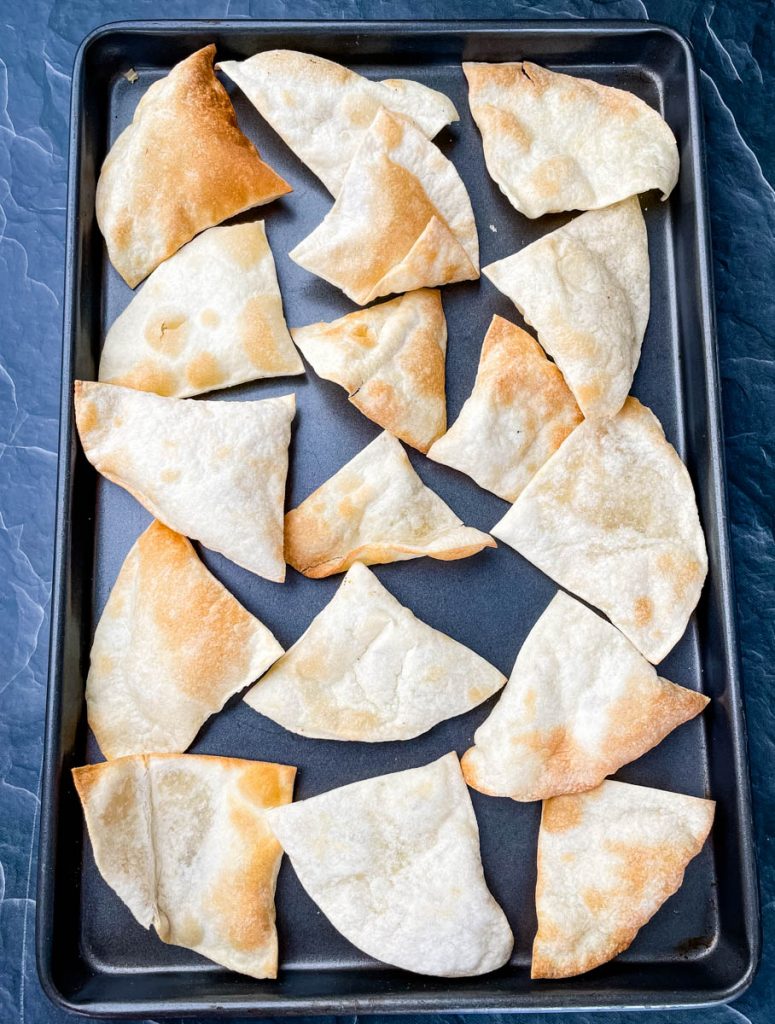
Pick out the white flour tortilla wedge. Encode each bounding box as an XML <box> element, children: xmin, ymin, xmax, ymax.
<box><xmin>464</xmin><ymin>61</ymin><xmax>679</xmax><ymax>219</ymax></box>
<box><xmin>292</xmin><ymin>289</ymin><xmax>447</xmax><ymax>452</ymax></box>
<box><xmin>483</xmin><ymin>198</ymin><xmax>649</xmax><ymax>420</ymax></box>
<box><xmin>218</xmin><ymin>49</ymin><xmax>458</xmax><ymax>196</ymax></box>
<box><xmin>427</xmin><ymin>315</ymin><xmax>582</xmax><ymax>500</ymax></box>
<box><xmin>285</xmin><ymin>430</ymin><xmax>495</xmax><ymax>578</ymax></box>
<box><xmin>462</xmin><ymin>592</ymin><xmax>709</xmax><ymax>801</ymax></box>
<box><xmin>290</xmin><ymin>109</ymin><xmax>479</xmax><ymax>305</ymax></box>
<box><xmin>532</xmin><ymin>780</ymin><xmax>715</xmax><ymax>978</ymax></box>
<box><xmin>74</xmin><ymin>382</ymin><xmax>295</xmax><ymax>582</ymax></box>
<box><xmin>87</xmin><ymin>521</ymin><xmax>284</xmax><ymax>759</ymax></box>
<box><xmin>73</xmin><ymin>753</ymin><xmax>296</xmax><ymax>979</ymax></box>
<box><xmin>96</xmin><ymin>45</ymin><xmax>291</xmax><ymax>288</ymax></box>
<box><xmin>245</xmin><ymin>562</ymin><xmax>505</xmax><ymax>740</ymax></box>
<box><xmin>99</xmin><ymin>222</ymin><xmax>303</xmax><ymax>398</ymax></box>
<box><xmin>492</xmin><ymin>398</ymin><xmax>707</xmax><ymax>663</ymax></box>
<box><xmin>265</xmin><ymin>753</ymin><xmax>513</xmax><ymax>976</ymax></box>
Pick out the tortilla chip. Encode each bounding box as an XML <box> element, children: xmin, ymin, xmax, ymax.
<box><xmin>492</xmin><ymin>398</ymin><xmax>707</xmax><ymax>663</ymax></box>
<box><xmin>483</xmin><ymin>198</ymin><xmax>649</xmax><ymax>419</ymax></box>
<box><xmin>245</xmin><ymin>562</ymin><xmax>505</xmax><ymax>740</ymax></box>
<box><xmin>218</xmin><ymin>49</ymin><xmax>458</xmax><ymax>196</ymax></box>
<box><xmin>74</xmin><ymin>382</ymin><xmax>294</xmax><ymax>582</ymax></box>
<box><xmin>290</xmin><ymin>109</ymin><xmax>479</xmax><ymax>305</ymax></box>
<box><xmin>462</xmin><ymin>591</ymin><xmax>709</xmax><ymax>801</ymax></box>
<box><xmin>532</xmin><ymin>780</ymin><xmax>714</xmax><ymax>978</ymax></box>
<box><xmin>265</xmin><ymin>752</ymin><xmax>513</xmax><ymax>976</ymax></box>
<box><xmin>285</xmin><ymin>430</ymin><xmax>494</xmax><ymax>578</ymax></box>
<box><xmin>292</xmin><ymin>289</ymin><xmax>446</xmax><ymax>452</ymax></box>
<box><xmin>96</xmin><ymin>45</ymin><xmax>291</xmax><ymax>287</ymax></box>
<box><xmin>99</xmin><ymin>222</ymin><xmax>303</xmax><ymax>398</ymax></box>
<box><xmin>464</xmin><ymin>61</ymin><xmax>679</xmax><ymax>219</ymax></box>
<box><xmin>427</xmin><ymin>315</ymin><xmax>581</xmax><ymax>500</ymax></box>
<box><xmin>73</xmin><ymin>753</ymin><xmax>296</xmax><ymax>979</ymax></box>
<box><xmin>87</xmin><ymin>521</ymin><xmax>284</xmax><ymax>759</ymax></box>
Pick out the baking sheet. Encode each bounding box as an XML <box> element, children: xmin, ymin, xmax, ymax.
<box><xmin>37</xmin><ymin>20</ymin><xmax>759</xmax><ymax>1016</ymax></box>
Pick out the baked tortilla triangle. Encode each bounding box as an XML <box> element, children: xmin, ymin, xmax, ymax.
<box><xmin>87</xmin><ymin>521</ymin><xmax>285</xmax><ymax>759</ymax></box>
<box><xmin>292</xmin><ymin>289</ymin><xmax>447</xmax><ymax>452</ymax></box>
<box><xmin>74</xmin><ymin>382</ymin><xmax>295</xmax><ymax>582</ymax></box>
<box><xmin>245</xmin><ymin>562</ymin><xmax>505</xmax><ymax>740</ymax></box>
<box><xmin>285</xmin><ymin>430</ymin><xmax>495</xmax><ymax>578</ymax></box>
<box><xmin>491</xmin><ymin>398</ymin><xmax>707</xmax><ymax>663</ymax></box>
<box><xmin>73</xmin><ymin>753</ymin><xmax>296</xmax><ymax>979</ymax></box>
<box><xmin>464</xmin><ymin>61</ymin><xmax>679</xmax><ymax>219</ymax></box>
<box><xmin>96</xmin><ymin>45</ymin><xmax>291</xmax><ymax>287</ymax></box>
<box><xmin>219</xmin><ymin>49</ymin><xmax>458</xmax><ymax>196</ymax></box>
<box><xmin>532</xmin><ymin>780</ymin><xmax>714</xmax><ymax>978</ymax></box>
<box><xmin>99</xmin><ymin>222</ymin><xmax>303</xmax><ymax>397</ymax></box>
<box><xmin>265</xmin><ymin>753</ymin><xmax>514</xmax><ymax>976</ymax></box>
<box><xmin>483</xmin><ymin>198</ymin><xmax>649</xmax><ymax>419</ymax></box>
<box><xmin>428</xmin><ymin>315</ymin><xmax>582</xmax><ymax>500</ymax></box>
<box><xmin>462</xmin><ymin>591</ymin><xmax>709</xmax><ymax>801</ymax></box>
<box><xmin>290</xmin><ymin>109</ymin><xmax>479</xmax><ymax>305</ymax></box>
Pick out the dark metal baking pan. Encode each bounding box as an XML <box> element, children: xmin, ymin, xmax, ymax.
<box><xmin>37</xmin><ymin>19</ymin><xmax>760</xmax><ymax>1017</ymax></box>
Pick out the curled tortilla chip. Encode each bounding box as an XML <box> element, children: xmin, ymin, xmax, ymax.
<box><xmin>245</xmin><ymin>562</ymin><xmax>505</xmax><ymax>740</ymax></box>
<box><xmin>292</xmin><ymin>289</ymin><xmax>446</xmax><ymax>452</ymax></box>
<box><xmin>492</xmin><ymin>398</ymin><xmax>707</xmax><ymax>663</ymax></box>
<box><xmin>266</xmin><ymin>753</ymin><xmax>514</xmax><ymax>976</ymax></box>
<box><xmin>462</xmin><ymin>591</ymin><xmax>709</xmax><ymax>801</ymax></box>
<box><xmin>483</xmin><ymin>198</ymin><xmax>649</xmax><ymax>420</ymax></box>
<box><xmin>73</xmin><ymin>753</ymin><xmax>296</xmax><ymax>979</ymax></box>
<box><xmin>428</xmin><ymin>315</ymin><xmax>581</xmax><ymax>500</ymax></box>
<box><xmin>290</xmin><ymin>109</ymin><xmax>479</xmax><ymax>305</ymax></box>
<box><xmin>99</xmin><ymin>222</ymin><xmax>303</xmax><ymax>398</ymax></box>
<box><xmin>285</xmin><ymin>430</ymin><xmax>494</xmax><ymax>578</ymax></box>
<box><xmin>219</xmin><ymin>49</ymin><xmax>458</xmax><ymax>196</ymax></box>
<box><xmin>96</xmin><ymin>45</ymin><xmax>291</xmax><ymax>287</ymax></box>
<box><xmin>464</xmin><ymin>61</ymin><xmax>679</xmax><ymax>218</ymax></box>
<box><xmin>87</xmin><ymin>521</ymin><xmax>284</xmax><ymax>759</ymax></box>
<box><xmin>74</xmin><ymin>382</ymin><xmax>295</xmax><ymax>582</ymax></box>
<box><xmin>533</xmin><ymin>780</ymin><xmax>714</xmax><ymax>978</ymax></box>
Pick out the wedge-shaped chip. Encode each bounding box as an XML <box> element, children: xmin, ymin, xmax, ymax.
<box><xmin>532</xmin><ymin>780</ymin><xmax>714</xmax><ymax>978</ymax></box>
<box><xmin>96</xmin><ymin>45</ymin><xmax>291</xmax><ymax>287</ymax></box>
<box><xmin>428</xmin><ymin>315</ymin><xmax>581</xmax><ymax>500</ymax></box>
<box><xmin>219</xmin><ymin>49</ymin><xmax>458</xmax><ymax>196</ymax></box>
<box><xmin>492</xmin><ymin>398</ymin><xmax>707</xmax><ymax>663</ymax></box>
<box><xmin>73</xmin><ymin>753</ymin><xmax>296</xmax><ymax>979</ymax></box>
<box><xmin>245</xmin><ymin>562</ymin><xmax>505</xmax><ymax>740</ymax></box>
<box><xmin>285</xmin><ymin>430</ymin><xmax>494</xmax><ymax>578</ymax></box>
<box><xmin>74</xmin><ymin>382</ymin><xmax>294</xmax><ymax>581</ymax></box>
<box><xmin>266</xmin><ymin>753</ymin><xmax>513</xmax><ymax>976</ymax></box>
<box><xmin>290</xmin><ymin>109</ymin><xmax>479</xmax><ymax>305</ymax></box>
<box><xmin>484</xmin><ymin>198</ymin><xmax>649</xmax><ymax>420</ymax></box>
<box><xmin>462</xmin><ymin>592</ymin><xmax>708</xmax><ymax>801</ymax></box>
<box><xmin>88</xmin><ymin>521</ymin><xmax>284</xmax><ymax>759</ymax></box>
<box><xmin>99</xmin><ymin>223</ymin><xmax>303</xmax><ymax>398</ymax></box>
<box><xmin>464</xmin><ymin>61</ymin><xmax>679</xmax><ymax>219</ymax></box>
<box><xmin>292</xmin><ymin>289</ymin><xmax>446</xmax><ymax>452</ymax></box>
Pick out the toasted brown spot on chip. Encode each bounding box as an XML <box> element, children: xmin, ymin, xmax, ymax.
<box><xmin>145</xmin><ymin>314</ymin><xmax>189</xmax><ymax>357</ymax></box>
<box><xmin>185</xmin><ymin>352</ymin><xmax>224</xmax><ymax>391</ymax></box>
<box><xmin>200</xmin><ymin>308</ymin><xmax>220</xmax><ymax>328</ymax></box>
<box><xmin>113</xmin><ymin>361</ymin><xmax>177</xmax><ymax>397</ymax></box>
<box><xmin>239</xmin><ymin>296</ymin><xmax>285</xmax><ymax>371</ymax></box>
<box><xmin>634</xmin><ymin>595</ymin><xmax>654</xmax><ymax>627</ymax></box>
<box><xmin>236</xmin><ymin>763</ymin><xmax>294</xmax><ymax>811</ymax></box>
<box><xmin>76</xmin><ymin>395</ymin><xmax>99</xmax><ymax>436</ymax></box>
<box><xmin>542</xmin><ymin>793</ymin><xmax>583</xmax><ymax>833</ymax></box>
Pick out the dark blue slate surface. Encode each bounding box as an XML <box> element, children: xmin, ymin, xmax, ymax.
<box><xmin>0</xmin><ymin>2</ymin><xmax>772</xmax><ymax>1022</ymax></box>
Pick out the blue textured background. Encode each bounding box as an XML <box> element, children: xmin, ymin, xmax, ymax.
<box><xmin>1</xmin><ymin>1</ymin><xmax>772</xmax><ymax>1022</ymax></box>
